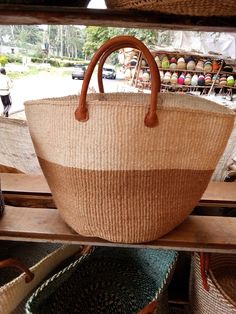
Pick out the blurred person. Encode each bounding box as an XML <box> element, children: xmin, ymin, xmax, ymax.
<box><xmin>0</xmin><ymin>68</ymin><xmax>13</xmax><ymax>117</ymax></box>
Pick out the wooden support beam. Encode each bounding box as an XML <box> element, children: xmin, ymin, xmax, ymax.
<box><xmin>0</xmin><ymin>206</ymin><xmax>235</xmax><ymax>253</ymax></box>
<box><xmin>2</xmin><ymin>174</ymin><xmax>236</xmax><ymax>207</ymax></box>
<box><xmin>0</xmin><ymin>6</ymin><xmax>235</xmax><ymax>32</ymax></box>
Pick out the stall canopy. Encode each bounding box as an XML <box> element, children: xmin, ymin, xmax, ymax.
<box><xmin>160</xmin><ymin>31</ymin><xmax>236</xmax><ymax>60</ymax></box>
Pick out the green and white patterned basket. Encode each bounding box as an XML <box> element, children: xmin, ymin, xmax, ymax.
<box><xmin>26</xmin><ymin>247</ymin><xmax>178</xmax><ymax>314</ymax></box>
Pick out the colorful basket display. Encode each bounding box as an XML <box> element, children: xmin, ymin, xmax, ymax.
<box><xmin>26</xmin><ymin>247</ymin><xmax>178</xmax><ymax>314</ymax></box>
<box><xmin>105</xmin><ymin>0</ymin><xmax>236</xmax><ymax>16</ymax></box>
<box><xmin>189</xmin><ymin>253</ymin><xmax>236</xmax><ymax>313</ymax></box>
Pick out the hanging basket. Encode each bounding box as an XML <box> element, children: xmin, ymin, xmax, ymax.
<box><xmin>189</xmin><ymin>253</ymin><xmax>236</xmax><ymax>313</ymax></box>
<box><xmin>26</xmin><ymin>247</ymin><xmax>178</xmax><ymax>314</ymax></box>
<box><xmin>25</xmin><ymin>35</ymin><xmax>235</xmax><ymax>243</ymax></box>
<box><xmin>105</xmin><ymin>0</ymin><xmax>236</xmax><ymax>16</ymax></box>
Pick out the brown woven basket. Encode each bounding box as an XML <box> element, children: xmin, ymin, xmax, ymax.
<box><xmin>189</xmin><ymin>253</ymin><xmax>236</xmax><ymax>313</ymax></box>
<box><xmin>105</xmin><ymin>0</ymin><xmax>236</xmax><ymax>16</ymax></box>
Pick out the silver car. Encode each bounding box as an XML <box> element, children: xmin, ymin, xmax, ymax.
<box><xmin>72</xmin><ymin>64</ymin><xmax>87</xmax><ymax>80</ymax></box>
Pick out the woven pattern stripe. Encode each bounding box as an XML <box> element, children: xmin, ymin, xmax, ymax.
<box><xmin>105</xmin><ymin>0</ymin><xmax>236</xmax><ymax>16</ymax></box>
<box><xmin>189</xmin><ymin>253</ymin><xmax>236</xmax><ymax>313</ymax></box>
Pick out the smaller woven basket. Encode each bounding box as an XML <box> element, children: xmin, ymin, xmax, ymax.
<box><xmin>26</xmin><ymin>247</ymin><xmax>178</xmax><ymax>314</ymax></box>
<box><xmin>0</xmin><ymin>242</ymin><xmax>81</xmax><ymax>314</ymax></box>
<box><xmin>189</xmin><ymin>253</ymin><xmax>236</xmax><ymax>313</ymax></box>
<box><xmin>105</xmin><ymin>0</ymin><xmax>236</xmax><ymax>16</ymax></box>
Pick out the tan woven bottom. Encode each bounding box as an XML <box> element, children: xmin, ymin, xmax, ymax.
<box><xmin>189</xmin><ymin>253</ymin><xmax>236</xmax><ymax>314</ymax></box>
<box><xmin>105</xmin><ymin>0</ymin><xmax>236</xmax><ymax>16</ymax></box>
<box><xmin>39</xmin><ymin>157</ymin><xmax>212</xmax><ymax>243</ymax></box>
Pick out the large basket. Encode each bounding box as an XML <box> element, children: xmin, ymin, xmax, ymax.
<box><xmin>25</xmin><ymin>36</ymin><xmax>235</xmax><ymax>243</ymax></box>
<box><xmin>0</xmin><ymin>117</ymin><xmax>42</xmax><ymax>174</ymax></box>
<box><xmin>105</xmin><ymin>0</ymin><xmax>236</xmax><ymax>16</ymax></box>
<box><xmin>189</xmin><ymin>253</ymin><xmax>236</xmax><ymax>313</ymax></box>
<box><xmin>212</xmin><ymin>118</ymin><xmax>236</xmax><ymax>181</ymax></box>
<box><xmin>0</xmin><ymin>242</ymin><xmax>80</xmax><ymax>314</ymax></box>
<box><xmin>26</xmin><ymin>247</ymin><xmax>178</xmax><ymax>314</ymax></box>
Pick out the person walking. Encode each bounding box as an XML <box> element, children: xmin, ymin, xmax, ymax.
<box><xmin>0</xmin><ymin>68</ymin><xmax>13</xmax><ymax>117</ymax></box>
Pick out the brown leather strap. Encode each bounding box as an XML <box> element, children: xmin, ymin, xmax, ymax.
<box><xmin>80</xmin><ymin>245</ymin><xmax>93</xmax><ymax>255</ymax></box>
<box><xmin>138</xmin><ymin>299</ymin><xmax>157</xmax><ymax>314</ymax></box>
<box><xmin>75</xmin><ymin>36</ymin><xmax>160</xmax><ymax>127</ymax></box>
<box><xmin>0</xmin><ymin>258</ymin><xmax>34</xmax><ymax>283</ymax></box>
<box><xmin>199</xmin><ymin>252</ymin><xmax>210</xmax><ymax>291</ymax></box>
<box><xmin>98</xmin><ymin>43</ymin><xmax>161</xmax><ymax>95</ymax></box>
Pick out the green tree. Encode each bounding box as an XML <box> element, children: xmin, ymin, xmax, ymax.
<box><xmin>83</xmin><ymin>26</ymin><xmax>158</xmax><ymax>62</ymax></box>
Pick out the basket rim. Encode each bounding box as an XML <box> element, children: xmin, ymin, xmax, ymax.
<box><xmin>25</xmin><ymin>248</ymin><xmax>178</xmax><ymax>314</ymax></box>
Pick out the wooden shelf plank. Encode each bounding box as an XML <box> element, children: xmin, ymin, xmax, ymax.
<box><xmin>0</xmin><ymin>206</ymin><xmax>235</xmax><ymax>253</ymax></box>
<box><xmin>0</xmin><ymin>6</ymin><xmax>235</xmax><ymax>32</ymax></box>
<box><xmin>2</xmin><ymin>174</ymin><xmax>236</xmax><ymax>206</ymax></box>
<box><xmin>1</xmin><ymin>173</ymin><xmax>51</xmax><ymax>194</ymax></box>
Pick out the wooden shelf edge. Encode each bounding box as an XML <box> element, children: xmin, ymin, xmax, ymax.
<box><xmin>0</xmin><ymin>206</ymin><xmax>235</xmax><ymax>253</ymax></box>
<box><xmin>0</xmin><ymin>6</ymin><xmax>235</xmax><ymax>32</ymax></box>
<box><xmin>2</xmin><ymin>174</ymin><xmax>236</xmax><ymax>205</ymax></box>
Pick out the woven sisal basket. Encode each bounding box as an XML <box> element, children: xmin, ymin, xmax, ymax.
<box><xmin>0</xmin><ymin>242</ymin><xmax>80</xmax><ymax>314</ymax></box>
<box><xmin>105</xmin><ymin>0</ymin><xmax>236</xmax><ymax>16</ymax></box>
<box><xmin>189</xmin><ymin>253</ymin><xmax>236</xmax><ymax>313</ymax></box>
<box><xmin>212</xmin><ymin>118</ymin><xmax>236</xmax><ymax>181</ymax></box>
<box><xmin>26</xmin><ymin>247</ymin><xmax>178</xmax><ymax>314</ymax></box>
<box><xmin>25</xmin><ymin>36</ymin><xmax>235</xmax><ymax>243</ymax></box>
<box><xmin>0</xmin><ymin>117</ymin><xmax>42</xmax><ymax>174</ymax></box>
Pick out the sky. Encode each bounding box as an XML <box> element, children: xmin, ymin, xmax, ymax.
<box><xmin>88</xmin><ymin>0</ymin><xmax>106</xmax><ymax>9</ymax></box>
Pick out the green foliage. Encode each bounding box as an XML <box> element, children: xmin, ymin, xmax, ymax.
<box><xmin>47</xmin><ymin>59</ymin><xmax>61</xmax><ymax>67</ymax></box>
<box><xmin>31</xmin><ymin>57</ymin><xmax>43</xmax><ymax>63</ymax></box>
<box><xmin>0</xmin><ymin>55</ymin><xmax>8</xmax><ymax>66</ymax></box>
<box><xmin>83</xmin><ymin>26</ymin><xmax>158</xmax><ymax>62</ymax></box>
<box><xmin>7</xmin><ymin>55</ymin><xmax>22</xmax><ymax>63</ymax></box>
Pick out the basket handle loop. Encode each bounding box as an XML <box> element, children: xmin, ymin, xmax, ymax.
<box><xmin>75</xmin><ymin>35</ymin><xmax>160</xmax><ymax>128</ymax></box>
<box><xmin>97</xmin><ymin>43</ymin><xmax>161</xmax><ymax>95</ymax></box>
<box><xmin>138</xmin><ymin>299</ymin><xmax>158</xmax><ymax>314</ymax></box>
<box><xmin>199</xmin><ymin>252</ymin><xmax>210</xmax><ymax>291</ymax></box>
<box><xmin>0</xmin><ymin>258</ymin><xmax>34</xmax><ymax>283</ymax></box>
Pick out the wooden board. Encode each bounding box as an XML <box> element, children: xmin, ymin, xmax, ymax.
<box><xmin>0</xmin><ymin>206</ymin><xmax>235</xmax><ymax>253</ymax></box>
<box><xmin>0</xmin><ymin>6</ymin><xmax>235</xmax><ymax>32</ymax></box>
<box><xmin>1</xmin><ymin>173</ymin><xmax>50</xmax><ymax>194</ymax></box>
<box><xmin>2</xmin><ymin>174</ymin><xmax>236</xmax><ymax>206</ymax></box>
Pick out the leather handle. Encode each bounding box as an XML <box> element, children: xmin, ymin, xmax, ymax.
<box><xmin>75</xmin><ymin>36</ymin><xmax>160</xmax><ymax>128</ymax></box>
<box><xmin>0</xmin><ymin>258</ymin><xmax>34</xmax><ymax>283</ymax></box>
<box><xmin>98</xmin><ymin>43</ymin><xmax>161</xmax><ymax>95</ymax></box>
<box><xmin>138</xmin><ymin>300</ymin><xmax>157</xmax><ymax>314</ymax></box>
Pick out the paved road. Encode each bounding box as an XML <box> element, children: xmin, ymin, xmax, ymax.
<box><xmin>8</xmin><ymin>70</ymin><xmax>127</xmax><ymax>114</ymax></box>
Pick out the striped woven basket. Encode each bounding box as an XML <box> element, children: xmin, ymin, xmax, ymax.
<box><xmin>25</xmin><ymin>36</ymin><xmax>235</xmax><ymax>243</ymax></box>
<box><xmin>105</xmin><ymin>0</ymin><xmax>236</xmax><ymax>16</ymax></box>
<box><xmin>0</xmin><ymin>242</ymin><xmax>81</xmax><ymax>314</ymax></box>
<box><xmin>26</xmin><ymin>247</ymin><xmax>178</xmax><ymax>314</ymax></box>
<box><xmin>212</xmin><ymin>119</ymin><xmax>236</xmax><ymax>181</ymax></box>
<box><xmin>189</xmin><ymin>253</ymin><xmax>236</xmax><ymax>313</ymax></box>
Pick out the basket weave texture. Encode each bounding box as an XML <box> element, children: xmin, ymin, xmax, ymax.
<box><xmin>105</xmin><ymin>0</ymin><xmax>236</xmax><ymax>16</ymax></box>
<box><xmin>25</xmin><ymin>92</ymin><xmax>234</xmax><ymax>243</ymax></box>
<box><xmin>26</xmin><ymin>247</ymin><xmax>178</xmax><ymax>314</ymax></box>
<box><xmin>189</xmin><ymin>253</ymin><xmax>236</xmax><ymax>313</ymax></box>
<box><xmin>0</xmin><ymin>242</ymin><xmax>80</xmax><ymax>314</ymax></box>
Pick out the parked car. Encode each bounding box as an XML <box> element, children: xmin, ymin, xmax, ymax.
<box><xmin>102</xmin><ymin>67</ymin><xmax>116</xmax><ymax>79</ymax></box>
<box><xmin>72</xmin><ymin>64</ymin><xmax>87</xmax><ymax>80</ymax></box>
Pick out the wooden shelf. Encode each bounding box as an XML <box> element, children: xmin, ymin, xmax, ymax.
<box><xmin>158</xmin><ymin>68</ymin><xmax>236</xmax><ymax>76</ymax></box>
<box><xmin>0</xmin><ymin>5</ymin><xmax>235</xmax><ymax>32</ymax></box>
<box><xmin>127</xmin><ymin>66</ymin><xmax>236</xmax><ymax>76</ymax></box>
<box><xmin>1</xmin><ymin>174</ymin><xmax>236</xmax><ymax>253</ymax></box>
<box><xmin>2</xmin><ymin>174</ymin><xmax>236</xmax><ymax>206</ymax></box>
<box><xmin>0</xmin><ymin>205</ymin><xmax>235</xmax><ymax>253</ymax></box>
